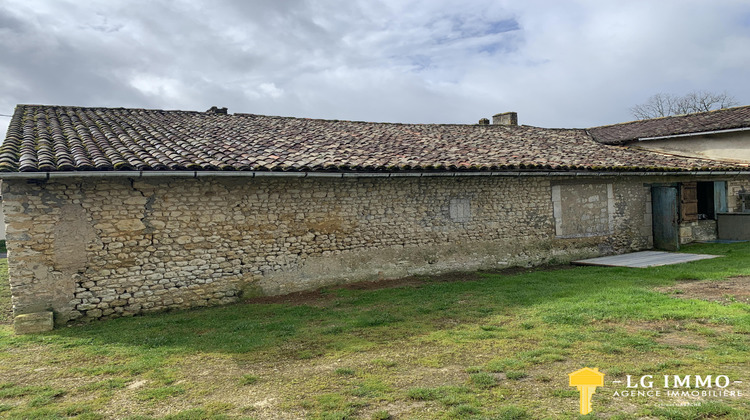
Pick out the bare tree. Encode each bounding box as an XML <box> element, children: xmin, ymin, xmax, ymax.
<box><xmin>630</xmin><ymin>90</ymin><xmax>739</xmax><ymax>120</ymax></box>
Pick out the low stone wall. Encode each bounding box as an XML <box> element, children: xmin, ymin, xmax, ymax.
<box><xmin>677</xmin><ymin>179</ymin><xmax>750</xmax><ymax>244</ymax></box>
<box><xmin>0</xmin><ymin>174</ymin><xmax>712</xmax><ymax>327</ymax></box>
<box><xmin>679</xmin><ymin>220</ymin><xmax>718</xmax><ymax>244</ymax></box>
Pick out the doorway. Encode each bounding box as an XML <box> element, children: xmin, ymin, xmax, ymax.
<box><xmin>651</xmin><ymin>186</ymin><xmax>679</xmax><ymax>251</ymax></box>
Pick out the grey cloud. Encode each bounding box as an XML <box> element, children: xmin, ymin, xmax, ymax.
<box><xmin>1</xmin><ymin>0</ymin><xmax>750</xmax><ymax>139</ymax></box>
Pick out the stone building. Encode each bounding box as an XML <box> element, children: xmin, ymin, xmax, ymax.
<box><xmin>589</xmin><ymin>105</ymin><xmax>750</xmax><ymax>244</ymax></box>
<box><xmin>589</xmin><ymin>105</ymin><xmax>750</xmax><ymax>163</ymax></box>
<box><xmin>2</xmin><ymin>105</ymin><xmax>749</xmax><ymax>332</ymax></box>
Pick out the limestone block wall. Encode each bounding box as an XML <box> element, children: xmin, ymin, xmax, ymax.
<box><xmin>728</xmin><ymin>179</ymin><xmax>750</xmax><ymax>212</ymax></box>
<box><xmin>680</xmin><ymin>220</ymin><xmax>718</xmax><ymax>244</ymax></box>
<box><xmin>3</xmin><ymin>175</ymin><xmax>656</xmax><ymax>325</ymax></box>
<box><xmin>552</xmin><ymin>183</ymin><xmax>615</xmax><ymax>238</ymax></box>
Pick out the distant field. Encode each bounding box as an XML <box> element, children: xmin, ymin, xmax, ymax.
<box><xmin>0</xmin><ymin>243</ymin><xmax>748</xmax><ymax>419</ymax></box>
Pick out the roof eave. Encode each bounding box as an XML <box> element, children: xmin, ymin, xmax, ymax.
<box><xmin>2</xmin><ymin>170</ymin><xmax>750</xmax><ymax>180</ymax></box>
<box><xmin>633</xmin><ymin>126</ymin><xmax>750</xmax><ymax>143</ymax></box>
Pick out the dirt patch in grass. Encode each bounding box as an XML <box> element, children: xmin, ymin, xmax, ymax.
<box><xmin>246</xmin><ymin>271</ymin><xmax>488</xmax><ymax>306</ymax></box>
<box><xmin>245</xmin><ymin>265</ymin><xmax>573</xmax><ymax>306</ymax></box>
<box><xmin>618</xmin><ymin>320</ymin><xmax>682</xmax><ymax>334</ymax></box>
<box><xmin>244</xmin><ymin>277</ymin><xmax>426</xmax><ymax>306</ymax></box>
<box><xmin>607</xmin><ymin>320</ymin><xmax>730</xmax><ymax>349</ymax></box>
<box><xmin>656</xmin><ymin>276</ymin><xmax>750</xmax><ymax>305</ymax></box>
<box><xmin>479</xmin><ymin>263</ymin><xmax>576</xmax><ymax>276</ymax></box>
<box><xmin>655</xmin><ymin>331</ymin><xmax>709</xmax><ymax>349</ymax></box>
<box><xmin>245</xmin><ymin>289</ymin><xmax>335</xmax><ymax>306</ymax></box>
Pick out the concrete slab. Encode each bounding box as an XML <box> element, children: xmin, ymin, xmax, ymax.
<box><xmin>572</xmin><ymin>251</ymin><xmax>720</xmax><ymax>268</ymax></box>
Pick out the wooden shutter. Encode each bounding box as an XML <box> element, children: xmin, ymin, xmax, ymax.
<box><xmin>680</xmin><ymin>182</ymin><xmax>698</xmax><ymax>222</ymax></box>
<box><xmin>714</xmin><ymin>181</ymin><xmax>727</xmax><ymax>214</ymax></box>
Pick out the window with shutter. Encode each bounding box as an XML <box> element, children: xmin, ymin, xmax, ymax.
<box><xmin>680</xmin><ymin>182</ymin><xmax>698</xmax><ymax>222</ymax></box>
<box><xmin>683</xmin><ymin>181</ymin><xmax>728</xmax><ymax>220</ymax></box>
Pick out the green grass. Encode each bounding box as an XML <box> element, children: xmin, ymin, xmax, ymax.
<box><xmin>370</xmin><ymin>410</ymin><xmax>392</xmax><ymax>420</ymax></box>
<box><xmin>238</xmin><ymin>374</ymin><xmax>259</xmax><ymax>385</ymax></box>
<box><xmin>0</xmin><ymin>242</ymin><xmax>749</xmax><ymax>418</ymax></box>
<box><xmin>649</xmin><ymin>401</ymin><xmax>736</xmax><ymax>419</ymax></box>
<box><xmin>407</xmin><ymin>385</ymin><xmax>475</xmax><ymax>406</ymax></box>
<box><xmin>469</xmin><ymin>372</ymin><xmax>497</xmax><ymax>388</ymax></box>
<box><xmin>135</xmin><ymin>385</ymin><xmax>186</xmax><ymax>402</ymax></box>
<box><xmin>505</xmin><ymin>371</ymin><xmax>528</xmax><ymax>381</ymax></box>
<box><xmin>334</xmin><ymin>367</ymin><xmax>355</xmax><ymax>376</ymax></box>
<box><xmin>0</xmin><ymin>260</ymin><xmax>10</xmax><ymax>324</ymax></box>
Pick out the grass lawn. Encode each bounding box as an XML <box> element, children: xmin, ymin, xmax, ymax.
<box><xmin>0</xmin><ymin>242</ymin><xmax>749</xmax><ymax>419</ymax></box>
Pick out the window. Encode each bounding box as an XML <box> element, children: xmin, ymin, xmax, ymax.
<box><xmin>681</xmin><ymin>181</ymin><xmax>727</xmax><ymax>221</ymax></box>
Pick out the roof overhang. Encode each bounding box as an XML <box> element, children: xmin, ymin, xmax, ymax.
<box><xmin>635</xmin><ymin>126</ymin><xmax>750</xmax><ymax>142</ymax></box>
<box><xmin>2</xmin><ymin>170</ymin><xmax>750</xmax><ymax>180</ymax></box>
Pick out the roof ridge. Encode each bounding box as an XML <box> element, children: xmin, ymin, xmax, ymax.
<box><xmin>16</xmin><ymin>105</ymin><xmax>525</xmax><ymax>126</ymax></box>
<box><xmin>236</xmin><ymin>113</ymin><xmax>563</xmax><ymax>128</ymax></box>
<box><xmin>16</xmin><ymin>104</ymin><xmax>203</xmax><ymax>115</ymax></box>
<box><xmin>15</xmin><ymin>105</ymin><xmax>583</xmax><ymax>128</ymax></box>
<box><xmin>588</xmin><ymin>103</ymin><xmax>750</xmax><ymax>130</ymax></box>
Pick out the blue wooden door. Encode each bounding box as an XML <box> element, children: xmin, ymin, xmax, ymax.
<box><xmin>652</xmin><ymin>186</ymin><xmax>679</xmax><ymax>251</ymax></box>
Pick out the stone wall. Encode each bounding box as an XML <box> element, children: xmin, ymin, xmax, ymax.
<box><xmin>2</xmin><ymin>174</ymin><xmax>738</xmax><ymax>327</ymax></box>
<box><xmin>552</xmin><ymin>183</ymin><xmax>615</xmax><ymax>238</ymax></box>
<box><xmin>728</xmin><ymin>179</ymin><xmax>750</xmax><ymax>213</ymax></box>
<box><xmin>679</xmin><ymin>220</ymin><xmax>718</xmax><ymax>244</ymax></box>
<box><xmin>677</xmin><ymin>179</ymin><xmax>750</xmax><ymax>243</ymax></box>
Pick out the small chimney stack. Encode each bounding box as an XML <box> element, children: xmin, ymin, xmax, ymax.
<box><xmin>478</xmin><ymin>118</ymin><xmax>490</xmax><ymax>125</ymax></box>
<box><xmin>207</xmin><ymin>106</ymin><xmax>228</xmax><ymax>115</ymax></box>
<box><xmin>492</xmin><ymin>112</ymin><xmax>518</xmax><ymax>126</ymax></box>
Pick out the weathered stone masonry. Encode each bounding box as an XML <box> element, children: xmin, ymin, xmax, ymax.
<box><xmin>3</xmin><ymin>174</ymin><xmax>741</xmax><ymax>325</ymax></box>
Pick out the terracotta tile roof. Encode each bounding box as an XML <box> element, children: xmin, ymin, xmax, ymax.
<box><xmin>589</xmin><ymin>105</ymin><xmax>750</xmax><ymax>145</ymax></box>
<box><xmin>0</xmin><ymin>105</ymin><xmax>744</xmax><ymax>173</ymax></box>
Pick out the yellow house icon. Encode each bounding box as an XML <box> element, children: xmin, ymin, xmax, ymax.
<box><xmin>569</xmin><ymin>367</ymin><xmax>605</xmax><ymax>415</ymax></box>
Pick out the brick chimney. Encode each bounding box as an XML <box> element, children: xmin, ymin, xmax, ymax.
<box><xmin>492</xmin><ymin>112</ymin><xmax>517</xmax><ymax>126</ymax></box>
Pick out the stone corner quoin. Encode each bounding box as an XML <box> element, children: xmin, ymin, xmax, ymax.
<box><xmin>13</xmin><ymin>311</ymin><xmax>54</xmax><ymax>334</ymax></box>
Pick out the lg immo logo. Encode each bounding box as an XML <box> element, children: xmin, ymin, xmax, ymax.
<box><xmin>567</xmin><ymin>367</ymin><xmax>744</xmax><ymax>415</ymax></box>
<box><xmin>612</xmin><ymin>374</ymin><xmax>744</xmax><ymax>398</ymax></box>
<box><xmin>568</xmin><ymin>367</ymin><xmax>604</xmax><ymax>415</ymax></box>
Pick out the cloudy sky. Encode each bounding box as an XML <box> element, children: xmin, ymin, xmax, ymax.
<box><xmin>1</xmin><ymin>0</ymin><xmax>749</xmax><ymax>137</ymax></box>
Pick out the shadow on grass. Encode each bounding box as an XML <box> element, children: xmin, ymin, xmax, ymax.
<box><xmin>9</xmin><ymin>242</ymin><xmax>750</xmax><ymax>356</ymax></box>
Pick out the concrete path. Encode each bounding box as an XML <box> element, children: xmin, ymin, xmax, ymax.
<box><xmin>572</xmin><ymin>251</ymin><xmax>720</xmax><ymax>268</ymax></box>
